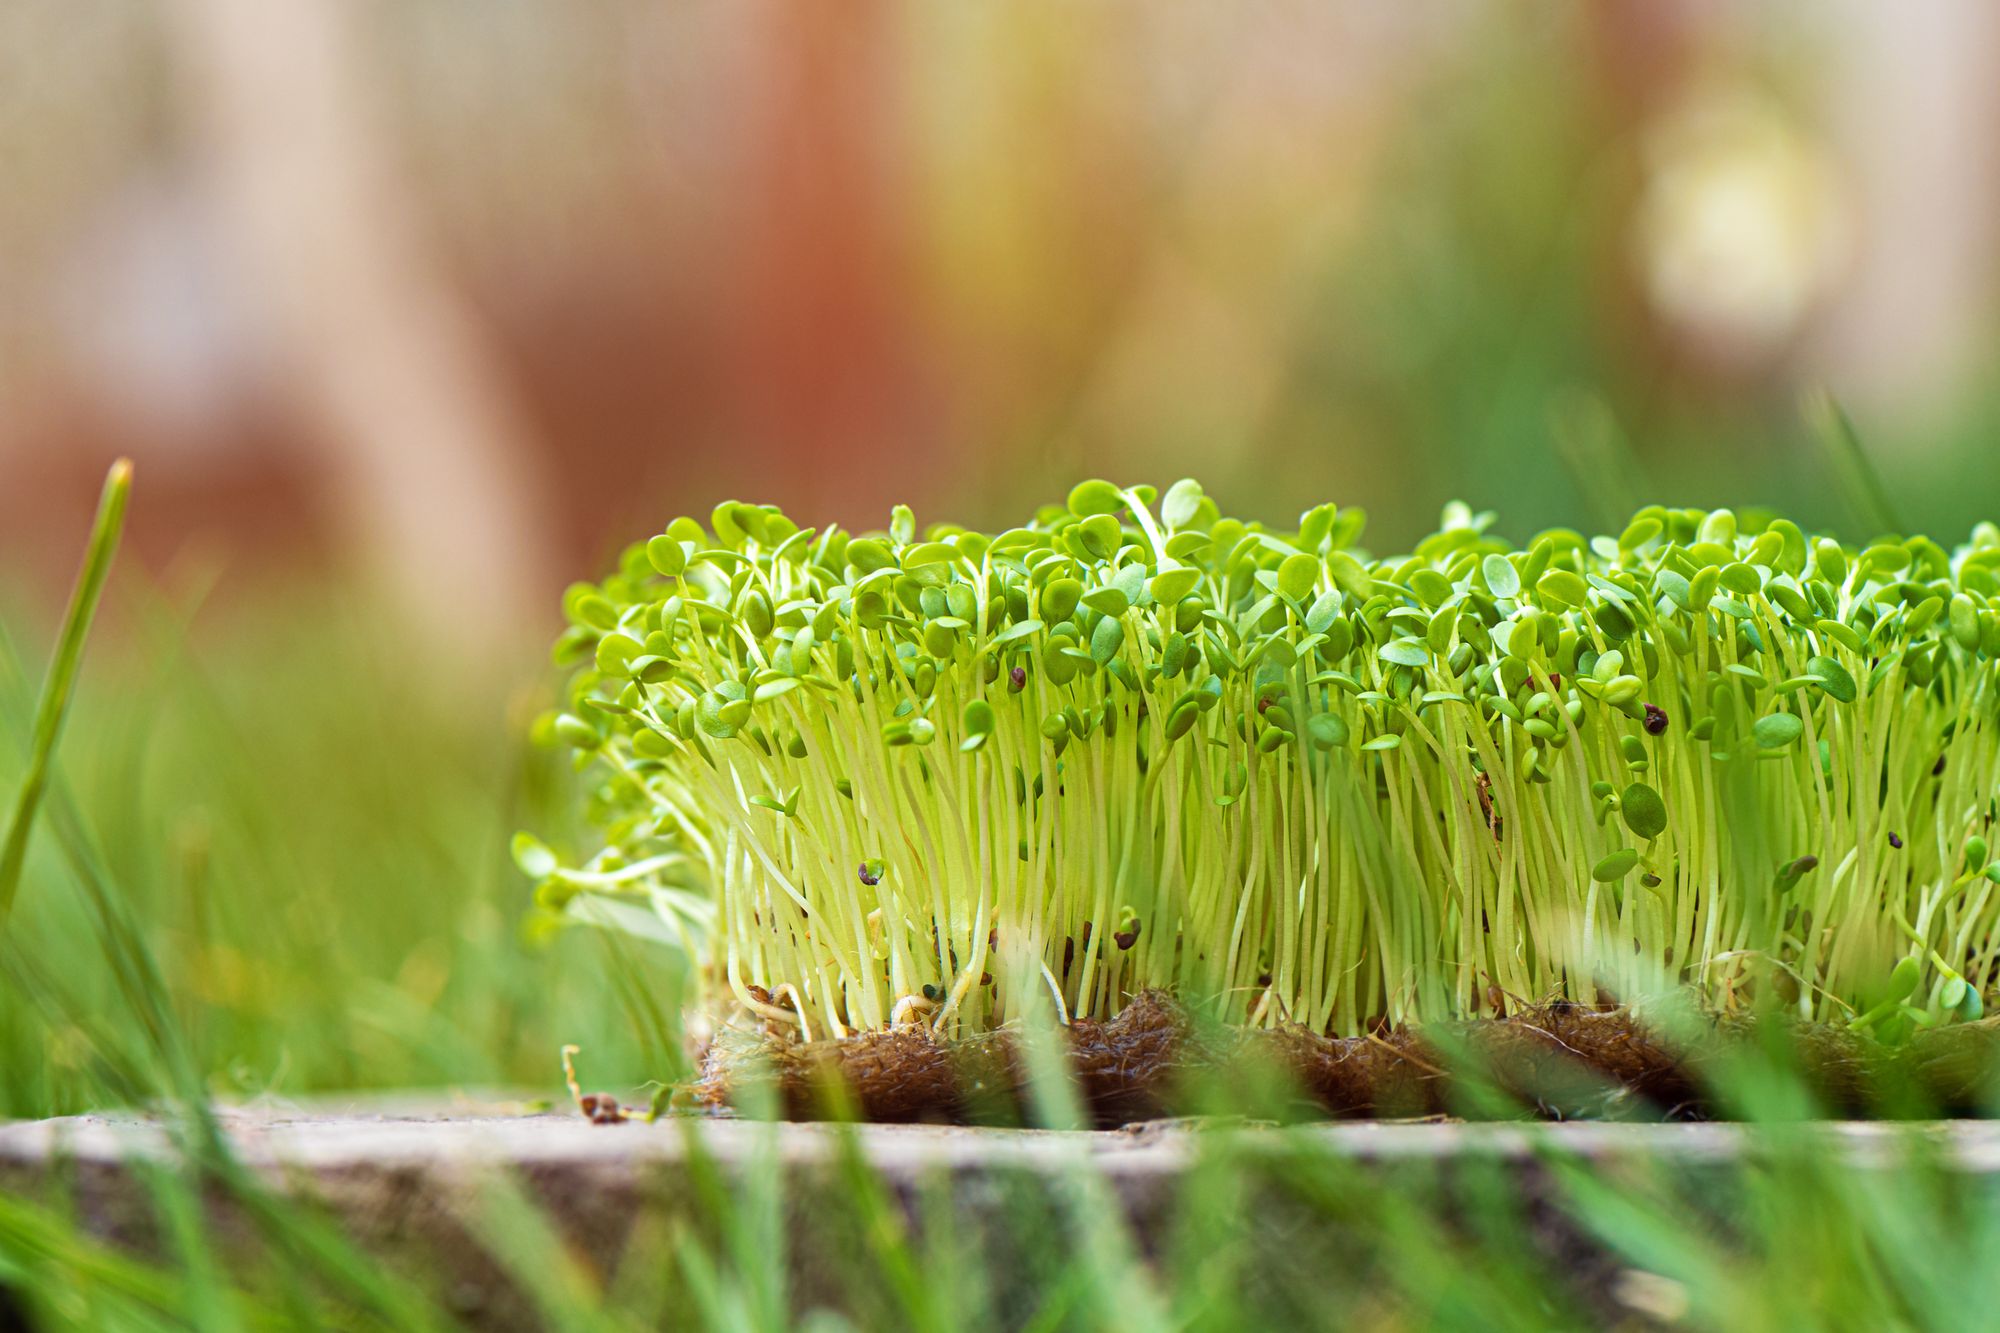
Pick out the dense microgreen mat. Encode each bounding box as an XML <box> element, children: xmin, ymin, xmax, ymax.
<box><xmin>525</xmin><ymin>480</ymin><xmax>2000</xmax><ymax>1044</ymax></box>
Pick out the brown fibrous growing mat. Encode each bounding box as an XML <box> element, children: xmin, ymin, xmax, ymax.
<box><xmin>691</xmin><ymin>992</ymin><xmax>2000</xmax><ymax>1125</ymax></box>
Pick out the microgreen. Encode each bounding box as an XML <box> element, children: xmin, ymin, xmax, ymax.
<box><xmin>528</xmin><ymin>482</ymin><xmax>2000</xmax><ymax>1042</ymax></box>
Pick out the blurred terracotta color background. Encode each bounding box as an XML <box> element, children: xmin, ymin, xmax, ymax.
<box><xmin>5</xmin><ymin>2</ymin><xmax>2000</xmax><ymax>657</ymax></box>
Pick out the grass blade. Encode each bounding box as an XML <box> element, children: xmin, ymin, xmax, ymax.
<box><xmin>0</xmin><ymin>458</ymin><xmax>131</xmax><ymax>922</ymax></box>
<box><xmin>1549</xmin><ymin>390</ymin><xmax>1645</xmax><ymax>534</ymax></box>
<box><xmin>1802</xmin><ymin>388</ymin><xmax>1904</xmax><ymax>537</ymax></box>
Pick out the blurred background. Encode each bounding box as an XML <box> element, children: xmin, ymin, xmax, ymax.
<box><xmin>5</xmin><ymin>0</ymin><xmax>2000</xmax><ymax>1112</ymax></box>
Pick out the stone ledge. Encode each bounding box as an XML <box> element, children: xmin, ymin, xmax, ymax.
<box><xmin>9</xmin><ymin>1106</ymin><xmax>2000</xmax><ymax>1173</ymax></box>
<box><xmin>4</xmin><ymin>1108</ymin><xmax>1997</xmax><ymax>1328</ymax></box>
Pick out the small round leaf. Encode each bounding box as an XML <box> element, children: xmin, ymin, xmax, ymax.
<box><xmin>1752</xmin><ymin>713</ymin><xmax>1804</xmax><ymax>749</ymax></box>
<box><xmin>1379</xmin><ymin>639</ymin><xmax>1429</xmax><ymax>668</ymax></box>
<box><xmin>1805</xmin><ymin>655</ymin><xmax>1856</xmax><ymax>704</ymax></box>
<box><xmin>1620</xmin><ymin>782</ymin><xmax>1667</xmax><ymax>840</ymax></box>
<box><xmin>1276</xmin><ymin>552</ymin><xmax>1321</xmax><ymax>603</ymax></box>
<box><xmin>511</xmin><ymin>832</ymin><xmax>559</xmax><ymax>880</ymax></box>
<box><xmin>1592</xmin><ymin>849</ymin><xmax>1640</xmax><ymax>882</ymax></box>
<box><xmin>1067</xmin><ymin>479</ymin><xmax>1125</xmax><ymax>518</ymax></box>
<box><xmin>646</xmin><ymin>535</ymin><xmax>688</xmax><ymax>577</ymax></box>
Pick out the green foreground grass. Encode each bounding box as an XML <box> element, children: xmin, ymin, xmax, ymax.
<box><xmin>5</xmin><ymin>573</ymin><xmax>2000</xmax><ymax>1331</ymax></box>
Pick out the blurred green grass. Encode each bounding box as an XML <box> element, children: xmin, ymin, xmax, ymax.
<box><xmin>0</xmin><ymin>576</ymin><xmax>687</xmax><ymax>1120</ymax></box>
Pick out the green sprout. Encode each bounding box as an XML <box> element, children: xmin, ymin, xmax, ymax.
<box><xmin>523</xmin><ymin>481</ymin><xmax>2000</xmax><ymax>1045</ymax></box>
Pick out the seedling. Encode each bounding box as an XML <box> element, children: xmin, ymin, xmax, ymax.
<box><xmin>522</xmin><ymin>482</ymin><xmax>2000</xmax><ymax>1047</ymax></box>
